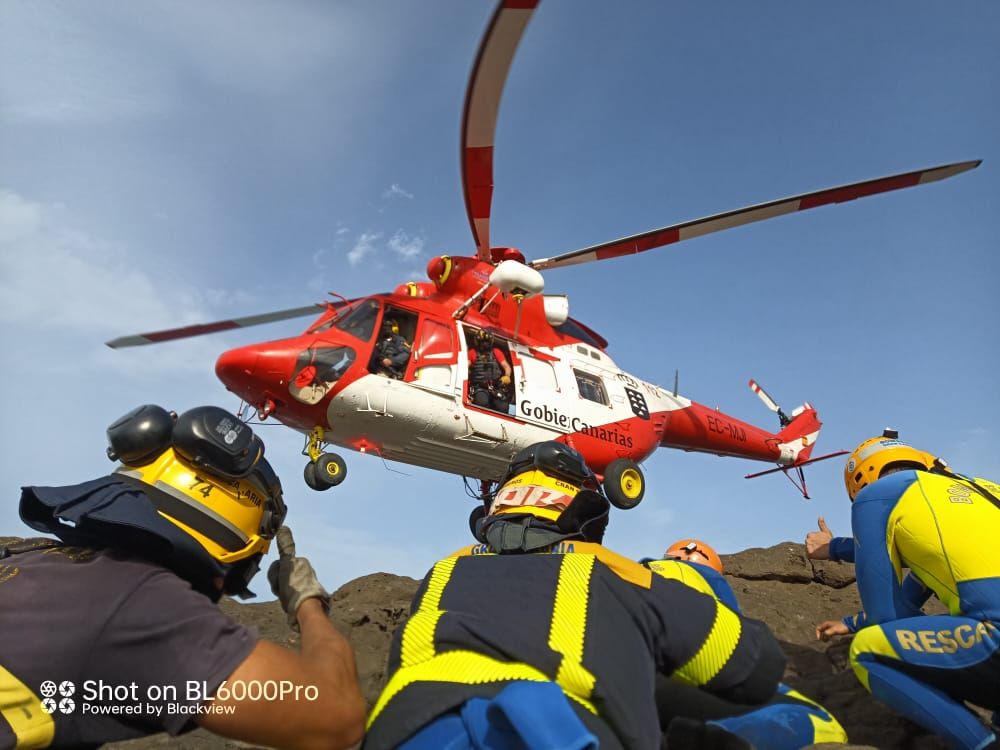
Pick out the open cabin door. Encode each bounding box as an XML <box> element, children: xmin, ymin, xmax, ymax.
<box><xmin>405</xmin><ymin>315</ymin><xmax>459</xmax><ymax>397</ymax></box>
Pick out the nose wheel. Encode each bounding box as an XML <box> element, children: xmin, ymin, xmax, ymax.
<box><xmin>302</xmin><ymin>426</ymin><xmax>348</xmax><ymax>491</ymax></box>
<box><xmin>604</xmin><ymin>459</ymin><xmax>645</xmax><ymax>510</ymax></box>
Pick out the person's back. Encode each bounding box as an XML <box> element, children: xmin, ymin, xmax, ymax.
<box><xmin>365</xmin><ymin>442</ymin><xmax>785</xmax><ymax>750</ymax></box>
<box><xmin>853</xmin><ymin>468</ymin><xmax>1000</xmax><ymax>622</ymax></box>
<box><xmin>1</xmin><ymin>541</ymin><xmax>255</xmax><ymax>747</ymax></box>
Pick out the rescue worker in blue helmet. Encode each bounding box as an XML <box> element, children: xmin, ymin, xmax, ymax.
<box><xmin>1</xmin><ymin>404</ymin><xmax>365</xmax><ymax>749</ymax></box>
<box><xmin>645</xmin><ymin>540</ymin><xmax>848</xmax><ymax>749</ymax></box>
<box><xmin>363</xmin><ymin>441</ymin><xmax>787</xmax><ymax>750</ymax></box>
<box><xmin>809</xmin><ymin>430</ymin><xmax>1000</xmax><ymax>750</ymax></box>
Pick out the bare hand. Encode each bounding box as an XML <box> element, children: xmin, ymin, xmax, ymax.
<box><xmin>805</xmin><ymin>516</ymin><xmax>833</xmax><ymax>560</ymax></box>
<box><xmin>382</xmin><ymin>358</ymin><xmax>392</xmax><ymax>367</ymax></box>
<box><xmin>815</xmin><ymin>619</ymin><xmax>850</xmax><ymax>641</ymax></box>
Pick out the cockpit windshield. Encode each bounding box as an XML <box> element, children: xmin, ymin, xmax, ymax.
<box><xmin>331</xmin><ymin>299</ymin><xmax>381</xmax><ymax>342</ymax></box>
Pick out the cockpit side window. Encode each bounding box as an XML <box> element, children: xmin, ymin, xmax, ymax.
<box><xmin>289</xmin><ymin>345</ymin><xmax>357</xmax><ymax>405</ymax></box>
<box><xmin>574</xmin><ymin>369</ymin><xmax>608</xmax><ymax>405</ymax></box>
<box><xmin>332</xmin><ymin>299</ymin><xmax>381</xmax><ymax>341</ymax></box>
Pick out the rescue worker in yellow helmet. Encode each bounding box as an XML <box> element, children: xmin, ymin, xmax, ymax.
<box><xmin>644</xmin><ymin>540</ymin><xmax>847</xmax><ymax>749</ymax></box>
<box><xmin>810</xmin><ymin>430</ymin><xmax>1000</xmax><ymax>750</ymax></box>
<box><xmin>1</xmin><ymin>405</ymin><xmax>364</xmax><ymax>750</ymax></box>
<box><xmin>363</xmin><ymin>441</ymin><xmax>786</xmax><ymax>750</ymax></box>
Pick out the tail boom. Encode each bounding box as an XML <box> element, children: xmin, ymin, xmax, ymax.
<box><xmin>658</xmin><ymin>401</ymin><xmax>821</xmax><ymax>466</ymax></box>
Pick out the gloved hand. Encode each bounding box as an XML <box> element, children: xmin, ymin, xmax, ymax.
<box><xmin>267</xmin><ymin>526</ymin><xmax>330</xmax><ymax>630</ymax></box>
<box><xmin>500</xmin><ymin>375</ymin><xmax>511</xmax><ymax>386</ymax></box>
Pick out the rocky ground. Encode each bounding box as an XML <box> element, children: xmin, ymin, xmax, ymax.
<box><xmin>113</xmin><ymin>542</ymin><xmax>975</xmax><ymax>750</ymax></box>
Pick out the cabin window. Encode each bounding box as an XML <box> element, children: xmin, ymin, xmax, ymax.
<box><xmin>574</xmin><ymin>370</ymin><xmax>608</xmax><ymax>405</ymax></box>
<box><xmin>333</xmin><ymin>299</ymin><xmax>381</xmax><ymax>341</ymax></box>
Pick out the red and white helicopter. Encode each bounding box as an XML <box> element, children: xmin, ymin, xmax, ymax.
<box><xmin>108</xmin><ymin>1</ymin><xmax>978</xmax><ymax>511</ymax></box>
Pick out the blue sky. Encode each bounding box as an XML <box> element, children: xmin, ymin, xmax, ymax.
<box><xmin>2</xmin><ymin>1</ymin><xmax>998</xmax><ymax>594</ymax></box>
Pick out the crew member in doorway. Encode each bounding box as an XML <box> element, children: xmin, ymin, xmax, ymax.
<box><xmin>468</xmin><ymin>329</ymin><xmax>512</xmax><ymax>412</ymax></box>
<box><xmin>371</xmin><ymin>318</ymin><xmax>411</xmax><ymax>379</ymax></box>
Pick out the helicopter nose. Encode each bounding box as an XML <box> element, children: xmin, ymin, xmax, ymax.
<box><xmin>215</xmin><ymin>346</ymin><xmax>261</xmax><ymax>399</ymax></box>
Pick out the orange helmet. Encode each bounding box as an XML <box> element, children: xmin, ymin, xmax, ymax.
<box><xmin>665</xmin><ymin>539</ymin><xmax>724</xmax><ymax>574</ymax></box>
<box><xmin>844</xmin><ymin>430</ymin><xmax>937</xmax><ymax>500</ymax></box>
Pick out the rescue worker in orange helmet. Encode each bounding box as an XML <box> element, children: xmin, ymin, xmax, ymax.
<box><xmin>363</xmin><ymin>441</ymin><xmax>786</xmax><ymax>750</ymax></box>
<box><xmin>810</xmin><ymin>430</ymin><xmax>1000</xmax><ymax>750</ymax></box>
<box><xmin>1</xmin><ymin>404</ymin><xmax>364</xmax><ymax>749</ymax></box>
<box><xmin>645</xmin><ymin>540</ymin><xmax>847</xmax><ymax>749</ymax></box>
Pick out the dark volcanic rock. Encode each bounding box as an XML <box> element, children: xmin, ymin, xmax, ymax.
<box><xmin>113</xmin><ymin>542</ymin><xmax>972</xmax><ymax>749</ymax></box>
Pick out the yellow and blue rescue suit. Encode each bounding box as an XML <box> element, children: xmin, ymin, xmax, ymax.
<box><xmin>843</xmin><ymin>470</ymin><xmax>1000</xmax><ymax>750</ymax></box>
<box><xmin>362</xmin><ymin>541</ymin><xmax>786</xmax><ymax>750</ymax></box>
<box><xmin>646</xmin><ymin>558</ymin><xmax>847</xmax><ymax>749</ymax></box>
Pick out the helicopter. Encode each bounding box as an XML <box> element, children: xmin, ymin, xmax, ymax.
<box><xmin>107</xmin><ymin>0</ymin><xmax>979</xmax><ymax>513</ymax></box>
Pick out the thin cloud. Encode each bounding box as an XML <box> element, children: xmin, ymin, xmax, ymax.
<box><xmin>388</xmin><ymin>229</ymin><xmax>424</xmax><ymax>259</ymax></box>
<box><xmin>382</xmin><ymin>183</ymin><xmax>414</xmax><ymax>200</ymax></box>
<box><xmin>0</xmin><ymin>189</ymin><xmax>259</xmax><ymax>376</ymax></box>
<box><xmin>347</xmin><ymin>231</ymin><xmax>381</xmax><ymax>266</ymax></box>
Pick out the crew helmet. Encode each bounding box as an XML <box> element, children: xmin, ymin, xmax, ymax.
<box><xmin>664</xmin><ymin>539</ymin><xmax>724</xmax><ymax>574</ymax></box>
<box><xmin>844</xmin><ymin>429</ymin><xmax>937</xmax><ymax>500</ymax></box>
<box><xmin>107</xmin><ymin>404</ymin><xmax>286</xmax><ymax>564</ymax></box>
<box><xmin>484</xmin><ymin>441</ymin><xmax>609</xmax><ymax>543</ymax></box>
<box><xmin>474</xmin><ymin>328</ymin><xmax>493</xmax><ymax>347</ymax></box>
<box><xmin>382</xmin><ymin>318</ymin><xmax>400</xmax><ymax>335</ymax></box>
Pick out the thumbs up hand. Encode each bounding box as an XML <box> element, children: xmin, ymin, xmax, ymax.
<box><xmin>805</xmin><ymin>516</ymin><xmax>833</xmax><ymax>560</ymax></box>
<box><xmin>267</xmin><ymin>526</ymin><xmax>331</xmax><ymax>630</ymax></box>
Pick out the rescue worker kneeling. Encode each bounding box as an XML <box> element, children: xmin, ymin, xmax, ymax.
<box><xmin>813</xmin><ymin>432</ymin><xmax>1000</xmax><ymax>750</ymax></box>
<box><xmin>646</xmin><ymin>540</ymin><xmax>847</xmax><ymax>749</ymax></box>
<box><xmin>363</xmin><ymin>442</ymin><xmax>786</xmax><ymax>750</ymax></box>
<box><xmin>1</xmin><ymin>404</ymin><xmax>365</xmax><ymax>750</ymax></box>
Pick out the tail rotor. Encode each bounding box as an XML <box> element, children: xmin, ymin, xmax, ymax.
<box><xmin>748</xmin><ymin>379</ymin><xmax>790</xmax><ymax>427</ymax></box>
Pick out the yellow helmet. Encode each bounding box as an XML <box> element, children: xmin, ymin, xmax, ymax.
<box><xmin>108</xmin><ymin>405</ymin><xmax>285</xmax><ymax>564</ymax></box>
<box><xmin>844</xmin><ymin>430</ymin><xmax>936</xmax><ymax>500</ymax></box>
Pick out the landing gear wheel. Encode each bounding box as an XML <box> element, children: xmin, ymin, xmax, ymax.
<box><xmin>604</xmin><ymin>459</ymin><xmax>645</xmax><ymax>510</ymax></box>
<box><xmin>315</xmin><ymin>453</ymin><xmax>347</xmax><ymax>488</ymax></box>
<box><xmin>303</xmin><ymin>462</ymin><xmax>330</xmax><ymax>492</ymax></box>
<box><xmin>469</xmin><ymin>505</ymin><xmax>487</xmax><ymax>541</ymax></box>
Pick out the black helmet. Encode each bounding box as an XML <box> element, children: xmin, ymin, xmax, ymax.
<box><xmin>478</xmin><ymin>442</ymin><xmax>610</xmax><ymax>550</ymax></box>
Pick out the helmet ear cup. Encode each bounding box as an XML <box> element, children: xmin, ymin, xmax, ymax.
<box><xmin>469</xmin><ymin>505</ymin><xmax>487</xmax><ymax>542</ymax></box>
<box><xmin>172</xmin><ymin>407</ymin><xmax>260</xmax><ymax>478</ymax></box>
<box><xmin>557</xmin><ymin>490</ymin><xmax>609</xmax><ymax>543</ymax></box>
<box><xmin>107</xmin><ymin>405</ymin><xmax>175</xmax><ymax>466</ymax></box>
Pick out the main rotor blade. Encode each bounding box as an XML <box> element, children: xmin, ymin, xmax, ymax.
<box><xmin>105</xmin><ymin>304</ymin><xmax>324</xmax><ymax>348</ymax></box>
<box><xmin>461</xmin><ymin>0</ymin><xmax>540</xmax><ymax>263</ymax></box>
<box><xmin>530</xmin><ymin>160</ymin><xmax>981</xmax><ymax>271</ymax></box>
